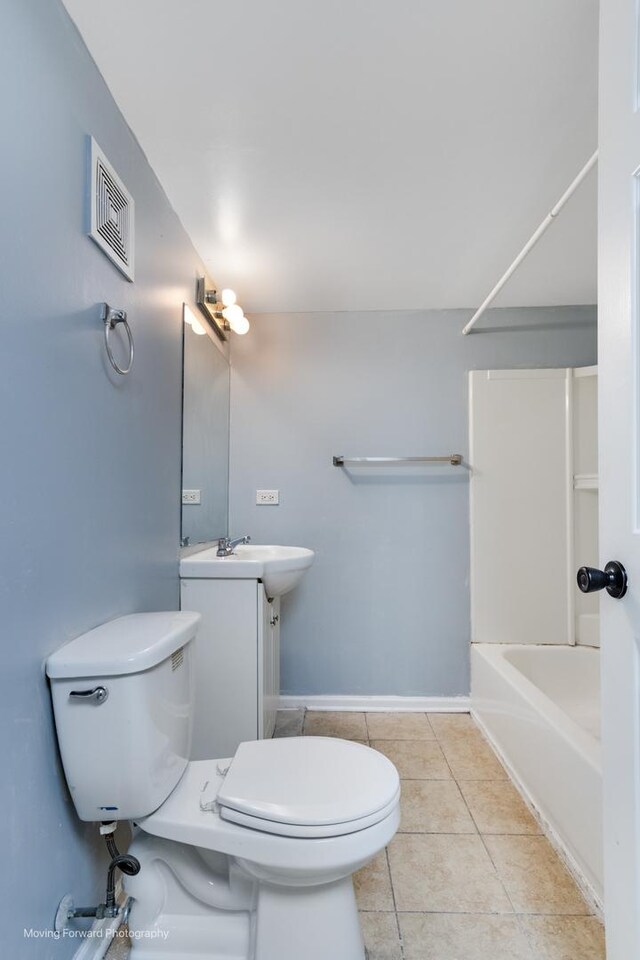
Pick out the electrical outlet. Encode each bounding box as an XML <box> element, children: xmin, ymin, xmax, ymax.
<box><xmin>256</xmin><ymin>489</ymin><xmax>279</xmax><ymax>505</ymax></box>
<box><xmin>182</xmin><ymin>489</ymin><xmax>201</xmax><ymax>505</ymax></box>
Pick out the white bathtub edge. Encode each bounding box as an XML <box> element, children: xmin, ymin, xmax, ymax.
<box><xmin>471</xmin><ymin>644</ymin><xmax>601</xmax><ymax>770</ymax></box>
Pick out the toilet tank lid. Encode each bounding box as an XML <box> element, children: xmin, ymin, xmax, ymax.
<box><xmin>46</xmin><ymin>612</ymin><xmax>201</xmax><ymax>679</ymax></box>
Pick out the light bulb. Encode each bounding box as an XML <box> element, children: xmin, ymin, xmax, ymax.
<box><xmin>222</xmin><ymin>303</ymin><xmax>244</xmax><ymax>325</ymax></box>
<box><xmin>230</xmin><ymin>315</ymin><xmax>250</xmax><ymax>335</ymax></box>
<box><xmin>220</xmin><ymin>288</ymin><xmax>237</xmax><ymax>307</ymax></box>
<box><xmin>184</xmin><ymin>304</ymin><xmax>206</xmax><ymax>334</ymax></box>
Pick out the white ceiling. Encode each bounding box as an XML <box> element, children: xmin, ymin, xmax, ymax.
<box><xmin>62</xmin><ymin>0</ymin><xmax>598</xmax><ymax>313</ymax></box>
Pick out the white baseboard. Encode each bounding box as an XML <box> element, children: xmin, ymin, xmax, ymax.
<box><xmin>279</xmin><ymin>695</ymin><xmax>471</xmax><ymax>713</ymax></box>
<box><xmin>70</xmin><ymin>915</ymin><xmax>124</xmax><ymax>960</ymax></box>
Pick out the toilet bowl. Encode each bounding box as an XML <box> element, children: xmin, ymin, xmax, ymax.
<box><xmin>46</xmin><ymin>613</ymin><xmax>400</xmax><ymax>960</ymax></box>
<box><xmin>127</xmin><ymin>743</ymin><xmax>400</xmax><ymax>960</ymax></box>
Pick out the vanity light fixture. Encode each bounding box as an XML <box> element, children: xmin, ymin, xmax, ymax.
<box><xmin>183</xmin><ymin>304</ymin><xmax>207</xmax><ymax>336</ymax></box>
<box><xmin>196</xmin><ymin>277</ymin><xmax>250</xmax><ymax>341</ymax></box>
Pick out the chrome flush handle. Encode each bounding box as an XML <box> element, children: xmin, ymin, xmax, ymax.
<box><xmin>69</xmin><ymin>686</ymin><xmax>109</xmax><ymax>704</ymax></box>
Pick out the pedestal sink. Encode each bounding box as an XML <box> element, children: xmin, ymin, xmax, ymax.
<box><xmin>179</xmin><ymin>544</ymin><xmax>315</xmax><ymax>598</ymax></box>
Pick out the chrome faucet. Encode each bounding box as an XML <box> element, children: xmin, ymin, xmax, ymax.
<box><xmin>217</xmin><ymin>534</ymin><xmax>251</xmax><ymax>557</ymax></box>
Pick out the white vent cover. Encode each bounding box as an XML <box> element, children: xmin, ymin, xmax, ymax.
<box><xmin>171</xmin><ymin>647</ymin><xmax>184</xmax><ymax>671</ymax></box>
<box><xmin>88</xmin><ymin>137</ymin><xmax>135</xmax><ymax>281</ymax></box>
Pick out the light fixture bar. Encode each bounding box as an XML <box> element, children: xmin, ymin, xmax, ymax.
<box><xmin>196</xmin><ymin>276</ymin><xmax>228</xmax><ymax>342</ymax></box>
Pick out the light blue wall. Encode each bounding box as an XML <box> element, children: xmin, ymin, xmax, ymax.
<box><xmin>0</xmin><ymin>1</ymin><xmax>206</xmax><ymax>955</ymax></box>
<box><xmin>229</xmin><ymin>307</ymin><xmax>597</xmax><ymax>697</ymax></box>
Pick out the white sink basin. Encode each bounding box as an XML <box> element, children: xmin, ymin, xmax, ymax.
<box><xmin>179</xmin><ymin>544</ymin><xmax>315</xmax><ymax>598</ymax></box>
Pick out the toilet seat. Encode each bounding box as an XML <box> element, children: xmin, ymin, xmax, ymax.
<box><xmin>215</xmin><ymin>737</ymin><xmax>400</xmax><ymax>838</ymax></box>
<box><xmin>137</xmin><ymin>756</ymin><xmax>401</xmax><ymax>873</ymax></box>
<box><xmin>218</xmin><ymin>789</ymin><xmax>400</xmax><ymax>838</ymax></box>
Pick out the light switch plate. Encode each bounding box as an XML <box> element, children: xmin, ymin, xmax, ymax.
<box><xmin>182</xmin><ymin>489</ymin><xmax>201</xmax><ymax>504</ymax></box>
<box><xmin>256</xmin><ymin>489</ymin><xmax>279</xmax><ymax>505</ymax></box>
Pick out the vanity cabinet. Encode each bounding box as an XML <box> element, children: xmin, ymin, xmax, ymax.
<box><xmin>180</xmin><ymin>578</ymin><xmax>280</xmax><ymax>759</ymax></box>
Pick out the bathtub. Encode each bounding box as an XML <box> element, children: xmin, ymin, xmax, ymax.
<box><xmin>471</xmin><ymin>643</ymin><xmax>602</xmax><ymax>907</ymax></box>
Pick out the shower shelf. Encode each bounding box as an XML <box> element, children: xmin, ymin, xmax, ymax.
<box><xmin>574</xmin><ymin>474</ymin><xmax>598</xmax><ymax>491</ymax></box>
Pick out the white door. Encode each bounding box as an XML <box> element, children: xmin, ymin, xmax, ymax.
<box><xmin>598</xmin><ymin>0</ymin><xmax>640</xmax><ymax>954</ymax></box>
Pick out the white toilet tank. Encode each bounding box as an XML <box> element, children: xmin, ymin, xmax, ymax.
<box><xmin>46</xmin><ymin>612</ymin><xmax>200</xmax><ymax>822</ymax></box>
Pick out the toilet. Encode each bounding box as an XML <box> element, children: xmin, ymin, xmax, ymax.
<box><xmin>46</xmin><ymin>612</ymin><xmax>400</xmax><ymax>960</ymax></box>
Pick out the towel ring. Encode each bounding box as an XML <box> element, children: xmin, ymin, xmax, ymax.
<box><xmin>101</xmin><ymin>303</ymin><xmax>134</xmax><ymax>375</ymax></box>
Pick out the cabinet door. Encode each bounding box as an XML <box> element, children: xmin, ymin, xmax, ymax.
<box><xmin>181</xmin><ymin>578</ymin><xmax>260</xmax><ymax>759</ymax></box>
<box><xmin>259</xmin><ymin>592</ymin><xmax>280</xmax><ymax>740</ymax></box>
<box><xmin>271</xmin><ymin>598</ymin><xmax>280</xmax><ymax>721</ymax></box>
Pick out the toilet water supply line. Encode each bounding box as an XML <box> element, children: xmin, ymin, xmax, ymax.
<box><xmin>461</xmin><ymin>150</ymin><xmax>598</xmax><ymax>336</ymax></box>
<box><xmin>64</xmin><ymin>823</ymin><xmax>140</xmax><ymax>923</ymax></box>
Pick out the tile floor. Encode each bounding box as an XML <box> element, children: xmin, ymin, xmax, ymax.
<box><xmin>104</xmin><ymin>928</ymin><xmax>131</xmax><ymax>959</ymax></box>
<box><xmin>274</xmin><ymin>709</ymin><xmax>606</xmax><ymax>960</ymax></box>
<box><xmin>106</xmin><ymin>710</ymin><xmax>605</xmax><ymax>959</ymax></box>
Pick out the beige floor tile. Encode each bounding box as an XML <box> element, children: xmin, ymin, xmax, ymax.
<box><xmin>303</xmin><ymin>710</ymin><xmax>368</xmax><ymax>740</ymax></box>
<box><xmin>104</xmin><ymin>927</ymin><xmax>131</xmax><ymax>959</ymax></box>
<box><xmin>440</xmin><ymin>737</ymin><xmax>507</xmax><ymax>780</ymax></box>
<box><xmin>366</xmin><ymin>712</ymin><xmax>435</xmax><ymax>740</ymax></box>
<box><xmin>429</xmin><ymin>712</ymin><xmax>478</xmax><ymax>742</ymax></box>
<box><xmin>359</xmin><ymin>912</ymin><xmax>402</xmax><ymax>959</ymax></box>
<box><xmin>519</xmin><ymin>916</ymin><xmax>606</xmax><ymax>960</ymax></box>
<box><xmin>354</xmin><ymin>850</ymin><xmax>395</xmax><ymax>910</ymax></box>
<box><xmin>459</xmin><ymin>780</ymin><xmax>541</xmax><ymax>835</ymax></box>
<box><xmin>399</xmin><ymin>913</ymin><xmax>533</xmax><ymax>960</ymax></box>
<box><xmin>371</xmin><ymin>740</ymin><xmax>451</xmax><ymax>779</ymax></box>
<box><xmin>400</xmin><ymin>780</ymin><xmax>476</xmax><ymax>833</ymax></box>
<box><xmin>272</xmin><ymin>709</ymin><xmax>305</xmax><ymax>738</ymax></box>
<box><xmin>388</xmin><ymin>834</ymin><xmax>512</xmax><ymax>914</ymax></box>
<box><xmin>483</xmin><ymin>836</ymin><xmax>591</xmax><ymax>915</ymax></box>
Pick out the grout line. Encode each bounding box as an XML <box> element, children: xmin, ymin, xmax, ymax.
<box><xmin>396</xmin><ymin>830</ymin><xmax>477</xmax><ymax>836</ymax></box>
<box><xmin>515</xmin><ymin>911</ymin><xmax>542</xmax><ymax>959</ymax></box>
<box><xmin>468</xmin><ymin>820</ymin><xmax>519</xmax><ymax>918</ymax></box>
<box><xmin>423</xmin><ymin>710</ymin><xmax>437</xmax><ymax>740</ymax></box>
<box><xmin>374</xmin><ymin>909</ymin><xmax>600</xmax><ymax>917</ymax></box>
<box><xmin>397</xmin><ymin>775</ymin><xmax>475</xmax><ymax>836</ymax></box>
<box><xmin>384</xmin><ymin>847</ymin><xmax>405</xmax><ymax>959</ymax></box>
<box><xmin>445</xmin><ymin>737</ymin><xmax>520</xmax><ymax>919</ymax></box>
<box><xmin>434</xmin><ymin>738</ymin><xmax>457</xmax><ymax>782</ymax></box>
<box><xmin>442</xmin><ymin>777</ymin><xmax>521</xmax><ymax>782</ymax></box>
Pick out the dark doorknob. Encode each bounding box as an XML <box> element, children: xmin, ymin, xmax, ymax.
<box><xmin>576</xmin><ymin>561</ymin><xmax>628</xmax><ymax>599</ymax></box>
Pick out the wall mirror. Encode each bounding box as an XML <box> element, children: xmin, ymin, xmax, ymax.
<box><xmin>181</xmin><ymin>306</ymin><xmax>230</xmax><ymax>545</ymax></box>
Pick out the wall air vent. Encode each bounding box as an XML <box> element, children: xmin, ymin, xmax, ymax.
<box><xmin>171</xmin><ymin>647</ymin><xmax>184</xmax><ymax>672</ymax></box>
<box><xmin>88</xmin><ymin>137</ymin><xmax>135</xmax><ymax>281</ymax></box>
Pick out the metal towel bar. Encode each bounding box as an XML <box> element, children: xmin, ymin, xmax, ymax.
<box><xmin>333</xmin><ymin>455</ymin><xmax>463</xmax><ymax>467</ymax></box>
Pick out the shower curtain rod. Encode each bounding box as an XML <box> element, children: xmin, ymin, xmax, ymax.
<box><xmin>461</xmin><ymin>150</ymin><xmax>598</xmax><ymax>336</ymax></box>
